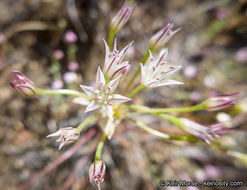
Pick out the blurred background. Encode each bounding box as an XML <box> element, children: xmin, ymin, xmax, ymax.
<box><xmin>0</xmin><ymin>0</ymin><xmax>247</xmax><ymax>189</ymax></box>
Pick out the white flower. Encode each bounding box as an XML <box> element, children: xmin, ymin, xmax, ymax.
<box><xmin>79</xmin><ymin>66</ymin><xmax>131</xmax><ymax>120</ymax></box>
<box><xmin>47</xmin><ymin>127</ymin><xmax>79</xmax><ymax>150</ymax></box>
<box><xmin>140</xmin><ymin>48</ymin><xmax>183</xmax><ymax>88</ymax></box>
<box><xmin>103</xmin><ymin>39</ymin><xmax>133</xmax><ymax>80</ymax></box>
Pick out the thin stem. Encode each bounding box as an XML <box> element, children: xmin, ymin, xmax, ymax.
<box><xmin>108</xmin><ymin>27</ymin><xmax>116</xmax><ymax>51</ymax></box>
<box><xmin>130</xmin><ymin>103</ymin><xmax>206</xmax><ymax>113</ymax></box>
<box><xmin>127</xmin><ymin>84</ymin><xmax>145</xmax><ymax>98</ymax></box>
<box><xmin>95</xmin><ymin>133</ymin><xmax>107</xmax><ymax>160</ymax></box>
<box><xmin>123</xmin><ymin>49</ymin><xmax>150</xmax><ymax>94</ymax></box>
<box><xmin>158</xmin><ymin>113</ymin><xmax>182</xmax><ymax>128</ymax></box>
<box><xmin>76</xmin><ymin>114</ymin><xmax>99</xmax><ymax>132</ymax></box>
<box><xmin>36</xmin><ymin>88</ymin><xmax>89</xmax><ymax>98</ymax></box>
<box><xmin>126</xmin><ymin>116</ymin><xmax>196</xmax><ymax>142</ymax></box>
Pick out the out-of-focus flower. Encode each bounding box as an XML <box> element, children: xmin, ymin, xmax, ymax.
<box><xmin>110</xmin><ymin>1</ymin><xmax>135</xmax><ymax>33</ymax></box>
<box><xmin>10</xmin><ymin>70</ymin><xmax>36</xmax><ymax>96</ymax></box>
<box><xmin>79</xmin><ymin>66</ymin><xmax>131</xmax><ymax>120</ymax></box>
<box><xmin>203</xmin><ymin>74</ymin><xmax>216</xmax><ymax>88</ymax></box>
<box><xmin>103</xmin><ymin>39</ymin><xmax>133</xmax><ymax>80</ymax></box>
<box><xmin>88</xmin><ymin>160</ymin><xmax>106</xmax><ymax>190</ymax></box>
<box><xmin>215</xmin><ymin>8</ymin><xmax>228</xmax><ymax>20</ymax></box>
<box><xmin>0</xmin><ymin>32</ymin><xmax>5</xmax><ymax>44</ymax></box>
<box><xmin>205</xmin><ymin>92</ymin><xmax>239</xmax><ymax>111</ymax></box>
<box><xmin>190</xmin><ymin>91</ymin><xmax>201</xmax><ymax>102</ymax></box>
<box><xmin>53</xmin><ymin>49</ymin><xmax>64</xmax><ymax>60</ymax></box>
<box><xmin>149</xmin><ymin>22</ymin><xmax>181</xmax><ymax>50</ymax></box>
<box><xmin>205</xmin><ymin>165</ymin><xmax>221</xmax><ymax>179</ymax></box>
<box><xmin>68</xmin><ymin>61</ymin><xmax>79</xmax><ymax>71</ymax></box>
<box><xmin>51</xmin><ymin>79</ymin><xmax>64</xmax><ymax>89</ymax></box>
<box><xmin>64</xmin><ymin>30</ymin><xmax>78</xmax><ymax>43</ymax></box>
<box><xmin>184</xmin><ymin>64</ymin><xmax>197</xmax><ymax>79</ymax></box>
<box><xmin>140</xmin><ymin>49</ymin><xmax>183</xmax><ymax>88</ymax></box>
<box><xmin>235</xmin><ymin>47</ymin><xmax>247</xmax><ymax>63</ymax></box>
<box><xmin>63</xmin><ymin>72</ymin><xmax>78</xmax><ymax>84</ymax></box>
<box><xmin>180</xmin><ymin>119</ymin><xmax>228</xmax><ymax>144</ymax></box>
<box><xmin>47</xmin><ymin>127</ymin><xmax>79</xmax><ymax>150</ymax></box>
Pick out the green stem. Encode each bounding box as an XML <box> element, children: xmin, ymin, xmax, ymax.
<box><xmin>126</xmin><ymin>116</ymin><xmax>196</xmax><ymax>142</ymax></box>
<box><xmin>108</xmin><ymin>27</ymin><xmax>116</xmax><ymax>51</ymax></box>
<box><xmin>130</xmin><ymin>103</ymin><xmax>206</xmax><ymax>113</ymax></box>
<box><xmin>158</xmin><ymin>113</ymin><xmax>182</xmax><ymax>128</ymax></box>
<box><xmin>127</xmin><ymin>84</ymin><xmax>145</xmax><ymax>98</ymax></box>
<box><xmin>95</xmin><ymin>133</ymin><xmax>107</xmax><ymax>160</ymax></box>
<box><xmin>36</xmin><ymin>88</ymin><xmax>89</xmax><ymax>98</ymax></box>
<box><xmin>123</xmin><ymin>49</ymin><xmax>150</xmax><ymax>94</ymax></box>
<box><xmin>76</xmin><ymin>114</ymin><xmax>99</xmax><ymax>132</ymax></box>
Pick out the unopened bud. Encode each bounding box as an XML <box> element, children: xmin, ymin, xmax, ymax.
<box><xmin>89</xmin><ymin>160</ymin><xmax>106</xmax><ymax>190</ymax></box>
<box><xmin>10</xmin><ymin>70</ymin><xmax>36</xmax><ymax>97</ymax></box>
<box><xmin>205</xmin><ymin>92</ymin><xmax>239</xmax><ymax>111</ymax></box>
<box><xmin>149</xmin><ymin>22</ymin><xmax>181</xmax><ymax>51</ymax></box>
<box><xmin>110</xmin><ymin>1</ymin><xmax>135</xmax><ymax>33</ymax></box>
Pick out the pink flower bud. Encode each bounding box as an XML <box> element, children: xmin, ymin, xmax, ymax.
<box><xmin>47</xmin><ymin>127</ymin><xmax>80</xmax><ymax>150</ymax></box>
<box><xmin>10</xmin><ymin>70</ymin><xmax>36</xmax><ymax>97</ymax></box>
<box><xmin>88</xmin><ymin>160</ymin><xmax>106</xmax><ymax>190</ymax></box>
<box><xmin>68</xmin><ymin>61</ymin><xmax>79</xmax><ymax>71</ymax></box>
<box><xmin>0</xmin><ymin>32</ymin><xmax>5</xmax><ymax>44</ymax></box>
<box><xmin>205</xmin><ymin>92</ymin><xmax>240</xmax><ymax>111</ymax></box>
<box><xmin>180</xmin><ymin>119</ymin><xmax>228</xmax><ymax>144</ymax></box>
<box><xmin>110</xmin><ymin>1</ymin><xmax>135</xmax><ymax>33</ymax></box>
<box><xmin>51</xmin><ymin>79</ymin><xmax>64</xmax><ymax>89</ymax></box>
<box><xmin>149</xmin><ymin>22</ymin><xmax>181</xmax><ymax>51</ymax></box>
<box><xmin>53</xmin><ymin>49</ymin><xmax>64</xmax><ymax>60</ymax></box>
<box><xmin>64</xmin><ymin>30</ymin><xmax>78</xmax><ymax>43</ymax></box>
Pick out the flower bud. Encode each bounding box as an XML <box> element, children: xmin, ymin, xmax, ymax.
<box><xmin>205</xmin><ymin>92</ymin><xmax>239</xmax><ymax>111</ymax></box>
<box><xmin>110</xmin><ymin>1</ymin><xmax>135</xmax><ymax>33</ymax></box>
<box><xmin>47</xmin><ymin>127</ymin><xmax>80</xmax><ymax>150</ymax></box>
<box><xmin>64</xmin><ymin>30</ymin><xmax>78</xmax><ymax>43</ymax></box>
<box><xmin>149</xmin><ymin>22</ymin><xmax>181</xmax><ymax>51</ymax></box>
<box><xmin>53</xmin><ymin>49</ymin><xmax>64</xmax><ymax>60</ymax></box>
<box><xmin>180</xmin><ymin>118</ymin><xmax>228</xmax><ymax>144</ymax></box>
<box><xmin>88</xmin><ymin>160</ymin><xmax>106</xmax><ymax>190</ymax></box>
<box><xmin>10</xmin><ymin>70</ymin><xmax>36</xmax><ymax>97</ymax></box>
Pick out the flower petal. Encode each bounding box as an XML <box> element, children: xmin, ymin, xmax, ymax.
<box><xmin>118</xmin><ymin>41</ymin><xmax>133</xmax><ymax>62</ymax></box>
<box><xmin>96</xmin><ymin>66</ymin><xmax>105</xmax><ymax>90</ymax></box>
<box><xmin>46</xmin><ymin>129</ymin><xmax>62</xmax><ymax>138</ymax></box>
<box><xmin>150</xmin><ymin>79</ymin><xmax>183</xmax><ymax>88</ymax></box>
<box><xmin>109</xmin><ymin>61</ymin><xmax>130</xmax><ymax>79</ymax></box>
<box><xmin>80</xmin><ymin>85</ymin><xmax>97</xmax><ymax>97</ymax></box>
<box><xmin>72</xmin><ymin>97</ymin><xmax>90</xmax><ymax>106</ymax></box>
<box><xmin>110</xmin><ymin>94</ymin><xmax>132</xmax><ymax>104</ymax></box>
<box><xmin>85</xmin><ymin>100</ymin><xmax>100</xmax><ymax>112</ymax></box>
<box><xmin>103</xmin><ymin>39</ymin><xmax>111</xmax><ymax>72</ymax></box>
<box><xmin>113</xmin><ymin>38</ymin><xmax>117</xmax><ymax>52</ymax></box>
<box><xmin>140</xmin><ymin>63</ymin><xmax>146</xmax><ymax>84</ymax></box>
<box><xmin>102</xmin><ymin>105</ymin><xmax>114</xmax><ymax>121</ymax></box>
<box><xmin>106</xmin><ymin>75</ymin><xmax>121</xmax><ymax>93</ymax></box>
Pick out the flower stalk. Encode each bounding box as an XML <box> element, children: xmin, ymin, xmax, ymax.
<box><xmin>35</xmin><ymin>88</ymin><xmax>88</xmax><ymax>97</ymax></box>
<box><xmin>123</xmin><ymin>49</ymin><xmax>150</xmax><ymax>93</ymax></box>
<box><xmin>76</xmin><ymin>114</ymin><xmax>99</xmax><ymax>132</ymax></box>
<box><xmin>95</xmin><ymin>133</ymin><xmax>107</xmax><ymax>161</ymax></box>
<box><xmin>108</xmin><ymin>27</ymin><xmax>115</xmax><ymax>51</ymax></box>
<box><xmin>127</xmin><ymin>83</ymin><xmax>145</xmax><ymax>98</ymax></box>
<box><xmin>126</xmin><ymin>116</ymin><xmax>196</xmax><ymax>142</ymax></box>
<box><xmin>130</xmin><ymin>102</ymin><xmax>206</xmax><ymax>113</ymax></box>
